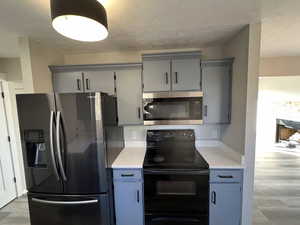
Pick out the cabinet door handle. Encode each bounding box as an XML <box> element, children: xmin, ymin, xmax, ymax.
<box><xmin>86</xmin><ymin>78</ymin><xmax>90</xmax><ymax>90</ymax></box>
<box><xmin>165</xmin><ymin>72</ymin><xmax>169</xmax><ymax>84</ymax></box>
<box><xmin>121</xmin><ymin>174</ymin><xmax>134</xmax><ymax>177</ymax></box>
<box><xmin>138</xmin><ymin>107</ymin><xmax>141</xmax><ymax>119</ymax></box>
<box><xmin>175</xmin><ymin>72</ymin><xmax>178</xmax><ymax>84</ymax></box>
<box><xmin>204</xmin><ymin>105</ymin><xmax>208</xmax><ymax>117</ymax></box>
<box><xmin>137</xmin><ymin>190</ymin><xmax>140</xmax><ymax>203</ymax></box>
<box><xmin>76</xmin><ymin>79</ymin><xmax>81</xmax><ymax>91</ymax></box>
<box><xmin>211</xmin><ymin>191</ymin><xmax>216</xmax><ymax>205</ymax></box>
<box><xmin>218</xmin><ymin>175</ymin><xmax>233</xmax><ymax>179</ymax></box>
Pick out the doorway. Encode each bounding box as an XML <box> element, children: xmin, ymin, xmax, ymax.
<box><xmin>0</xmin><ymin>81</ymin><xmax>17</xmax><ymax>208</ymax></box>
<box><xmin>253</xmin><ymin>76</ymin><xmax>300</xmax><ymax>225</ymax></box>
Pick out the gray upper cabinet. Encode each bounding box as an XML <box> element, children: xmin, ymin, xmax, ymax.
<box><xmin>142</xmin><ymin>51</ymin><xmax>201</xmax><ymax>92</ymax></box>
<box><xmin>172</xmin><ymin>58</ymin><xmax>201</xmax><ymax>91</ymax></box>
<box><xmin>83</xmin><ymin>70</ymin><xmax>115</xmax><ymax>95</ymax></box>
<box><xmin>52</xmin><ymin>71</ymin><xmax>84</xmax><ymax>93</ymax></box>
<box><xmin>142</xmin><ymin>59</ymin><xmax>171</xmax><ymax>92</ymax></box>
<box><xmin>116</xmin><ymin>68</ymin><xmax>143</xmax><ymax>125</ymax></box>
<box><xmin>201</xmin><ymin>59</ymin><xmax>233</xmax><ymax>124</ymax></box>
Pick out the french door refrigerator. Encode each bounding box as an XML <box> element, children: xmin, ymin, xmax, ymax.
<box><xmin>16</xmin><ymin>92</ymin><xmax>124</xmax><ymax>225</ymax></box>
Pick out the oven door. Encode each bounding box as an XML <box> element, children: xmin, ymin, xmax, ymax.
<box><xmin>144</xmin><ymin>169</ymin><xmax>209</xmax><ymax>225</ymax></box>
<box><xmin>143</xmin><ymin>92</ymin><xmax>203</xmax><ymax>125</ymax></box>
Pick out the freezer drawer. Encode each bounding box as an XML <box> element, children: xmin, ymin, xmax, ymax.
<box><xmin>28</xmin><ymin>193</ymin><xmax>110</xmax><ymax>225</ymax></box>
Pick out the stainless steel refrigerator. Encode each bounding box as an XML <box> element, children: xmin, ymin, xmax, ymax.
<box><xmin>16</xmin><ymin>92</ymin><xmax>124</xmax><ymax>225</ymax></box>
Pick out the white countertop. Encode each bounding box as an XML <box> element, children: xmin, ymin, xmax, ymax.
<box><xmin>112</xmin><ymin>141</ymin><xmax>244</xmax><ymax>169</ymax></box>
<box><xmin>111</xmin><ymin>142</ymin><xmax>146</xmax><ymax>168</ymax></box>
<box><xmin>196</xmin><ymin>141</ymin><xmax>244</xmax><ymax>169</ymax></box>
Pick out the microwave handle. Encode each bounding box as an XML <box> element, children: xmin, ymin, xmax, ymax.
<box><xmin>137</xmin><ymin>107</ymin><xmax>141</xmax><ymax>119</ymax></box>
<box><xmin>204</xmin><ymin>105</ymin><xmax>208</xmax><ymax>117</ymax></box>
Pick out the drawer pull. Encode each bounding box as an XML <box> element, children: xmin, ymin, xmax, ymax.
<box><xmin>218</xmin><ymin>175</ymin><xmax>233</xmax><ymax>179</ymax></box>
<box><xmin>121</xmin><ymin>174</ymin><xmax>134</xmax><ymax>177</ymax></box>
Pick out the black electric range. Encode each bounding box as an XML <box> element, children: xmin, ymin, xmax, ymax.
<box><xmin>143</xmin><ymin>129</ymin><xmax>209</xmax><ymax>170</ymax></box>
<box><xmin>143</xmin><ymin>130</ymin><xmax>209</xmax><ymax>225</ymax></box>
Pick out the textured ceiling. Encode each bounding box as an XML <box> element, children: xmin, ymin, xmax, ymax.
<box><xmin>0</xmin><ymin>0</ymin><xmax>299</xmax><ymax>57</ymax></box>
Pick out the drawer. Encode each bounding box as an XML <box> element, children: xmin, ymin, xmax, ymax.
<box><xmin>113</xmin><ymin>169</ymin><xmax>142</xmax><ymax>181</ymax></box>
<box><xmin>210</xmin><ymin>169</ymin><xmax>243</xmax><ymax>183</ymax></box>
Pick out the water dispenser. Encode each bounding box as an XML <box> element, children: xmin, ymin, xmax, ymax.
<box><xmin>24</xmin><ymin>130</ymin><xmax>47</xmax><ymax>168</ymax></box>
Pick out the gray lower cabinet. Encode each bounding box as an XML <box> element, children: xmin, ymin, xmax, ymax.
<box><xmin>142</xmin><ymin>59</ymin><xmax>171</xmax><ymax>92</ymax></box>
<box><xmin>201</xmin><ymin>59</ymin><xmax>233</xmax><ymax>124</ymax></box>
<box><xmin>209</xmin><ymin>169</ymin><xmax>243</xmax><ymax>225</ymax></box>
<box><xmin>113</xmin><ymin>169</ymin><xmax>144</xmax><ymax>225</ymax></box>
<box><xmin>52</xmin><ymin>71</ymin><xmax>84</xmax><ymax>93</ymax></box>
<box><xmin>83</xmin><ymin>70</ymin><xmax>115</xmax><ymax>95</ymax></box>
<box><xmin>115</xmin><ymin>68</ymin><xmax>143</xmax><ymax>125</ymax></box>
<box><xmin>172</xmin><ymin>58</ymin><xmax>201</xmax><ymax>91</ymax></box>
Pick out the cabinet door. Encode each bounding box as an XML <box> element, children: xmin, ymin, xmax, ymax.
<box><xmin>143</xmin><ymin>59</ymin><xmax>171</xmax><ymax>92</ymax></box>
<box><xmin>114</xmin><ymin>181</ymin><xmax>144</xmax><ymax>225</ymax></box>
<box><xmin>172</xmin><ymin>58</ymin><xmax>201</xmax><ymax>91</ymax></box>
<box><xmin>210</xmin><ymin>183</ymin><xmax>241</xmax><ymax>225</ymax></box>
<box><xmin>53</xmin><ymin>72</ymin><xmax>84</xmax><ymax>93</ymax></box>
<box><xmin>83</xmin><ymin>70</ymin><xmax>115</xmax><ymax>95</ymax></box>
<box><xmin>202</xmin><ymin>63</ymin><xmax>231</xmax><ymax>123</ymax></box>
<box><xmin>116</xmin><ymin>69</ymin><xmax>143</xmax><ymax>125</ymax></box>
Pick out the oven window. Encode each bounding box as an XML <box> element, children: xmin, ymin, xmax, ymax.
<box><xmin>157</xmin><ymin>181</ymin><xmax>196</xmax><ymax>196</ymax></box>
<box><xmin>143</xmin><ymin>97</ymin><xmax>202</xmax><ymax>120</ymax></box>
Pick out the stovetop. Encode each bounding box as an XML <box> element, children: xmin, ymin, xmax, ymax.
<box><xmin>143</xmin><ymin>129</ymin><xmax>209</xmax><ymax>170</ymax></box>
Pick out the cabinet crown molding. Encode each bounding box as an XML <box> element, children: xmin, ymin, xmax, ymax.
<box><xmin>49</xmin><ymin>63</ymin><xmax>142</xmax><ymax>73</ymax></box>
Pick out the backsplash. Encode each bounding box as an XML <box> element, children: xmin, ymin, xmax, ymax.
<box><xmin>123</xmin><ymin>125</ymin><xmax>222</xmax><ymax>142</ymax></box>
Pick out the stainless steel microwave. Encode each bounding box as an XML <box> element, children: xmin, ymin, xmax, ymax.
<box><xmin>143</xmin><ymin>91</ymin><xmax>203</xmax><ymax>125</ymax></box>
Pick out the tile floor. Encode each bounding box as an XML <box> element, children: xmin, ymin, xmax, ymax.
<box><xmin>253</xmin><ymin>150</ymin><xmax>300</xmax><ymax>225</ymax></box>
<box><xmin>0</xmin><ymin>195</ymin><xmax>30</xmax><ymax>225</ymax></box>
<box><xmin>1</xmin><ymin>150</ymin><xmax>299</xmax><ymax>225</ymax></box>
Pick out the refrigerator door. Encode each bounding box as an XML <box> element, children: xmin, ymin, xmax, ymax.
<box><xmin>54</xmin><ymin>92</ymin><xmax>108</xmax><ymax>194</ymax></box>
<box><xmin>28</xmin><ymin>192</ymin><xmax>109</xmax><ymax>225</ymax></box>
<box><xmin>16</xmin><ymin>94</ymin><xmax>63</xmax><ymax>194</ymax></box>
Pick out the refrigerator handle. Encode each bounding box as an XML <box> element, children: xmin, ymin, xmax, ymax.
<box><xmin>32</xmin><ymin>198</ymin><xmax>98</xmax><ymax>205</ymax></box>
<box><xmin>50</xmin><ymin>111</ymin><xmax>60</xmax><ymax>181</ymax></box>
<box><xmin>56</xmin><ymin>111</ymin><xmax>67</xmax><ymax>181</ymax></box>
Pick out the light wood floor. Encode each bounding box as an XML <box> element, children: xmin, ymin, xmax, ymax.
<box><xmin>253</xmin><ymin>150</ymin><xmax>300</xmax><ymax>225</ymax></box>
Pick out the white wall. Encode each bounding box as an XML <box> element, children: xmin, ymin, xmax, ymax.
<box><xmin>256</xmin><ymin>76</ymin><xmax>300</xmax><ymax>150</ymax></box>
<box><xmin>124</xmin><ymin>124</ymin><xmax>222</xmax><ymax>143</ymax></box>
<box><xmin>220</xmin><ymin>24</ymin><xmax>261</xmax><ymax>225</ymax></box>
<box><xmin>260</xmin><ymin>56</ymin><xmax>300</xmax><ymax>76</ymax></box>
<box><xmin>221</xmin><ymin>27</ymin><xmax>250</xmax><ymax>155</ymax></box>
<box><xmin>64</xmin><ymin>46</ymin><xmax>224</xmax><ymax>65</ymax></box>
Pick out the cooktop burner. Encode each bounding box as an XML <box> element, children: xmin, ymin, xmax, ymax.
<box><xmin>143</xmin><ymin>129</ymin><xmax>209</xmax><ymax>170</ymax></box>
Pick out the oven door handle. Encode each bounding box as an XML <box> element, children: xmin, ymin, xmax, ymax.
<box><xmin>143</xmin><ymin>169</ymin><xmax>209</xmax><ymax>175</ymax></box>
<box><xmin>151</xmin><ymin>216</ymin><xmax>202</xmax><ymax>222</ymax></box>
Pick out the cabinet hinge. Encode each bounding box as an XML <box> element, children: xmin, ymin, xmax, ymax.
<box><xmin>113</xmin><ymin>73</ymin><xmax>116</xmax><ymax>80</ymax></box>
<box><xmin>142</xmin><ymin>83</ymin><xmax>144</xmax><ymax>90</ymax></box>
<box><xmin>1</xmin><ymin>92</ymin><xmax>4</xmax><ymax>98</ymax></box>
<box><xmin>8</xmin><ymin>136</ymin><xmax>11</xmax><ymax>142</ymax></box>
<box><xmin>13</xmin><ymin>177</ymin><xmax>16</xmax><ymax>183</ymax></box>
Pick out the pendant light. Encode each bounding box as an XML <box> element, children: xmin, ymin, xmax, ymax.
<box><xmin>50</xmin><ymin>0</ymin><xmax>108</xmax><ymax>42</ymax></box>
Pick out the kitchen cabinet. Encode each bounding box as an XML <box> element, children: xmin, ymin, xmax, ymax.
<box><xmin>113</xmin><ymin>169</ymin><xmax>144</xmax><ymax>225</ymax></box>
<box><xmin>209</xmin><ymin>169</ymin><xmax>243</xmax><ymax>225</ymax></box>
<box><xmin>115</xmin><ymin>68</ymin><xmax>143</xmax><ymax>125</ymax></box>
<box><xmin>50</xmin><ymin>63</ymin><xmax>143</xmax><ymax>125</ymax></box>
<box><xmin>201</xmin><ymin>59</ymin><xmax>233</xmax><ymax>124</ymax></box>
<box><xmin>50</xmin><ymin>65</ymin><xmax>115</xmax><ymax>95</ymax></box>
<box><xmin>52</xmin><ymin>71</ymin><xmax>84</xmax><ymax>93</ymax></box>
<box><xmin>83</xmin><ymin>70</ymin><xmax>115</xmax><ymax>95</ymax></box>
<box><xmin>172</xmin><ymin>58</ymin><xmax>201</xmax><ymax>91</ymax></box>
<box><xmin>142</xmin><ymin>51</ymin><xmax>201</xmax><ymax>92</ymax></box>
<box><xmin>142</xmin><ymin>59</ymin><xmax>171</xmax><ymax>92</ymax></box>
